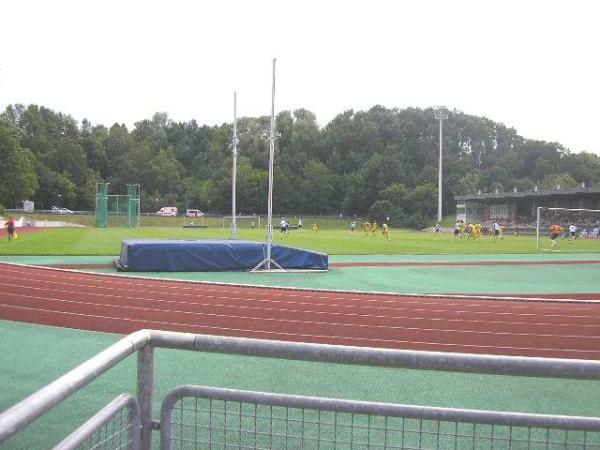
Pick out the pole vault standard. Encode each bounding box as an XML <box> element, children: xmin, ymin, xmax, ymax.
<box><xmin>434</xmin><ymin>106</ymin><xmax>449</xmax><ymax>224</ymax></box>
<box><xmin>252</xmin><ymin>58</ymin><xmax>283</xmax><ymax>271</ymax></box>
<box><xmin>230</xmin><ymin>91</ymin><xmax>238</xmax><ymax>240</ymax></box>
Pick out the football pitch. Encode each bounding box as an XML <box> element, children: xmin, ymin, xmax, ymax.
<box><xmin>2</xmin><ymin>226</ymin><xmax>600</xmax><ymax>255</ymax></box>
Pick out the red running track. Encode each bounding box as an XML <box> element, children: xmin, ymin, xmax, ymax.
<box><xmin>1</xmin><ymin>262</ymin><xmax>599</xmax><ymax>360</ymax></box>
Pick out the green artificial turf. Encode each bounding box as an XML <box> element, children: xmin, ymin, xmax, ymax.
<box><xmin>2</xmin><ymin>226</ymin><xmax>600</xmax><ymax>256</ymax></box>
<box><xmin>2</xmin><ymin>320</ymin><xmax>600</xmax><ymax>449</ymax></box>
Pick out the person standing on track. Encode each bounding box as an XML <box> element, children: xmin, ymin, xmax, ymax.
<box><xmin>5</xmin><ymin>216</ymin><xmax>15</xmax><ymax>242</ymax></box>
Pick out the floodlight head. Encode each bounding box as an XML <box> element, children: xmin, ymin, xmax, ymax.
<box><xmin>434</xmin><ymin>106</ymin><xmax>449</xmax><ymax>120</ymax></box>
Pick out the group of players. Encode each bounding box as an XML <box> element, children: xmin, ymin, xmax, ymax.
<box><xmin>347</xmin><ymin>220</ymin><xmax>391</xmax><ymax>240</ymax></box>
<box><xmin>453</xmin><ymin>219</ymin><xmax>504</xmax><ymax>242</ymax></box>
<box><xmin>549</xmin><ymin>223</ymin><xmax>581</xmax><ymax>249</ymax></box>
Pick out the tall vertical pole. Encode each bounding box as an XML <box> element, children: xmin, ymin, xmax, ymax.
<box><xmin>231</xmin><ymin>91</ymin><xmax>238</xmax><ymax>240</ymax></box>
<box><xmin>266</xmin><ymin>59</ymin><xmax>276</xmax><ymax>269</ymax></box>
<box><xmin>433</xmin><ymin>107</ymin><xmax>448</xmax><ymax>224</ymax></box>
<box><xmin>536</xmin><ymin>206</ymin><xmax>541</xmax><ymax>251</ymax></box>
<box><xmin>438</xmin><ymin>117</ymin><xmax>443</xmax><ymax>223</ymax></box>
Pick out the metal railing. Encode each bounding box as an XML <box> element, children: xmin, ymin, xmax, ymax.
<box><xmin>2</xmin><ymin>329</ymin><xmax>600</xmax><ymax>449</ymax></box>
<box><xmin>160</xmin><ymin>385</ymin><xmax>600</xmax><ymax>450</ymax></box>
<box><xmin>54</xmin><ymin>394</ymin><xmax>140</xmax><ymax>450</ymax></box>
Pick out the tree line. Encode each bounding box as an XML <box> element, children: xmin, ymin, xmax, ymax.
<box><xmin>1</xmin><ymin>104</ymin><xmax>599</xmax><ymax>227</ymax></box>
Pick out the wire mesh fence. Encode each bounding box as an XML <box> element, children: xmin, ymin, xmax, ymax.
<box><xmin>53</xmin><ymin>394</ymin><xmax>140</xmax><ymax>450</ymax></box>
<box><xmin>161</xmin><ymin>386</ymin><xmax>600</xmax><ymax>450</ymax></box>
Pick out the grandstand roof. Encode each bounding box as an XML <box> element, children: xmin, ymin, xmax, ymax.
<box><xmin>455</xmin><ymin>186</ymin><xmax>600</xmax><ymax>202</ymax></box>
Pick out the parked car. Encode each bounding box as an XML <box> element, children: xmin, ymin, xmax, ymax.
<box><xmin>51</xmin><ymin>206</ymin><xmax>74</xmax><ymax>215</ymax></box>
<box><xmin>156</xmin><ymin>206</ymin><xmax>178</xmax><ymax>217</ymax></box>
<box><xmin>185</xmin><ymin>209</ymin><xmax>204</xmax><ymax>218</ymax></box>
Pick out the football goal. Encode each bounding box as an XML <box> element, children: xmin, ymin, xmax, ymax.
<box><xmin>222</xmin><ymin>215</ymin><xmax>262</xmax><ymax>230</ymax></box>
<box><xmin>536</xmin><ymin>207</ymin><xmax>600</xmax><ymax>251</ymax></box>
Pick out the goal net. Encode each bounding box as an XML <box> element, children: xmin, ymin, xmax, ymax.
<box><xmin>222</xmin><ymin>216</ymin><xmax>262</xmax><ymax>230</ymax></box>
<box><xmin>536</xmin><ymin>207</ymin><xmax>600</xmax><ymax>251</ymax></box>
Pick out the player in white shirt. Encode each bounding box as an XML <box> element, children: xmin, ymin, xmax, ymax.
<box><xmin>280</xmin><ymin>218</ymin><xmax>287</xmax><ymax>236</ymax></box>
<box><xmin>350</xmin><ymin>220</ymin><xmax>356</xmax><ymax>236</ymax></box>
<box><xmin>568</xmin><ymin>224</ymin><xmax>577</xmax><ymax>242</ymax></box>
<box><xmin>492</xmin><ymin>221</ymin><xmax>501</xmax><ymax>242</ymax></box>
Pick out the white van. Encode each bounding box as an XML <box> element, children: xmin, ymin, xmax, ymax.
<box><xmin>156</xmin><ymin>206</ymin><xmax>178</xmax><ymax>217</ymax></box>
<box><xmin>186</xmin><ymin>209</ymin><xmax>204</xmax><ymax>218</ymax></box>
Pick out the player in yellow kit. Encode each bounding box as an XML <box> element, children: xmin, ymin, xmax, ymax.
<box><xmin>474</xmin><ymin>222</ymin><xmax>482</xmax><ymax>239</ymax></box>
<box><xmin>459</xmin><ymin>220</ymin><xmax>466</xmax><ymax>238</ymax></box>
<box><xmin>363</xmin><ymin>221</ymin><xmax>371</xmax><ymax>236</ymax></box>
<box><xmin>311</xmin><ymin>223</ymin><xmax>319</xmax><ymax>234</ymax></box>
<box><xmin>382</xmin><ymin>223</ymin><xmax>390</xmax><ymax>241</ymax></box>
<box><xmin>370</xmin><ymin>221</ymin><xmax>378</xmax><ymax>236</ymax></box>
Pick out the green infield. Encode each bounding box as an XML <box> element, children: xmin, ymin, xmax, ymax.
<box><xmin>3</xmin><ymin>320</ymin><xmax>600</xmax><ymax>449</ymax></box>
<box><xmin>2</xmin><ymin>226</ymin><xmax>599</xmax><ymax>255</ymax></box>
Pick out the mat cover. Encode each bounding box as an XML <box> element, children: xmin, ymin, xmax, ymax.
<box><xmin>118</xmin><ymin>239</ymin><xmax>328</xmax><ymax>271</ymax></box>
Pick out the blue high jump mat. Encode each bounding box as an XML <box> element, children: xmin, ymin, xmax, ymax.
<box><xmin>116</xmin><ymin>239</ymin><xmax>328</xmax><ymax>272</ymax></box>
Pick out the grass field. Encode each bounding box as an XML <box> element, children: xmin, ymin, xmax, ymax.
<box><xmin>2</xmin><ymin>224</ymin><xmax>600</xmax><ymax>255</ymax></box>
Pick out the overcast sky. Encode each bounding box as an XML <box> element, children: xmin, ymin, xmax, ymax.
<box><xmin>1</xmin><ymin>0</ymin><xmax>599</xmax><ymax>153</ymax></box>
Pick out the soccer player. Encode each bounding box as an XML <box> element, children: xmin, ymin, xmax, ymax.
<box><xmin>350</xmin><ymin>220</ymin><xmax>356</xmax><ymax>236</ymax></box>
<box><xmin>492</xmin><ymin>220</ymin><xmax>501</xmax><ymax>242</ymax></box>
<box><xmin>280</xmin><ymin>218</ymin><xmax>287</xmax><ymax>237</ymax></box>
<box><xmin>465</xmin><ymin>223</ymin><xmax>473</xmax><ymax>239</ymax></box>
<box><xmin>550</xmin><ymin>223</ymin><xmax>562</xmax><ymax>249</ymax></box>
<box><xmin>363</xmin><ymin>221</ymin><xmax>371</xmax><ymax>236</ymax></box>
<box><xmin>459</xmin><ymin>220</ymin><xmax>466</xmax><ymax>238</ymax></box>
<box><xmin>382</xmin><ymin>223</ymin><xmax>390</xmax><ymax>241</ymax></box>
<box><xmin>473</xmin><ymin>222</ymin><xmax>482</xmax><ymax>240</ymax></box>
<box><xmin>568</xmin><ymin>223</ymin><xmax>578</xmax><ymax>243</ymax></box>
<box><xmin>453</xmin><ymin>220</ymin><xmax>460</xmax><ymax>240</ymax></box>
<box><xmin>298</xmin><ymin>217</ymin><xmax>303</xmax><ymax>231</ymax></box>
<box><xmin>311</xmin><ymin>223</ymin><xmax>319</xmax><ymax>234</ymax></box>
<box><xmin>371</xmin><ymin>221</ymin><xmax>378</xmax><ymax>237</ymax></box>
<box><xmin>5</xmin><ymin>216</ymin><xmax>15</xmax><ymax>242</ymax></box>
<box><xmin>434</xmin><ymin>223</ymin><xmax>441</xmax><ymax>236</ymax></box>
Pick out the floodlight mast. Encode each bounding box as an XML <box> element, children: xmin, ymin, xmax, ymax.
<box><xmin>266</xmin><ymin>59</ymin><xmax>277</xmax><ymax>269</ymax></box>
<box><xmin>434</xmin><ymin>106</ymin><xmax>449</xmax><ymax>224</ymax></box>
<box><xmin>231</xmin><ymin>91</ymin><xmax>238</xmax><ymax>240</ymax></box>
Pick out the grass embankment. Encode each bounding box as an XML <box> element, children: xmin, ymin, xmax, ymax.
<box><xmin>2</xmin><ymin>224</ymin><xmax>599</xmax><ymax>255</ymax></box>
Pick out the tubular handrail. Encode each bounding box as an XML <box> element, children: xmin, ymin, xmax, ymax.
<box><xmin>53</xmin><ymin>394</ymin><xmax>140</xmax><ymax>450</ymax></box>
<box><xmin>0</xmin><ymin>330</ymin><xmax>150</xmax><ymax>444</ymax></box>
<box><xmin>2</xmin><ymin>329</ymin><xmax>600</xmax><ymax>447</ymax></box>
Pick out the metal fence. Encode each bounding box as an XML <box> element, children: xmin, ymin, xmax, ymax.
<box><xmin>160</xmin><ymin>385</ymin><xmax>600</xmax><ymax>450</ymax></box>
<box><xmin>54</xmin><ymin>394</ymin><xmax>140</xmax><ymax>450</ymax></box>
<box><xmin>2</xmin><ymin>330</ymin><xmax>600</xmax><ymax>450</ymax></box>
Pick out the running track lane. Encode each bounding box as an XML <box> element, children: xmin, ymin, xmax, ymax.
<box><xmin>0</xmin><ymin>263</ymin><xmax>599</xmax><ymax>360</ymax></box>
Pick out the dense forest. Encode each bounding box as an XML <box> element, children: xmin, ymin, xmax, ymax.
<box><xmin>1</xmin><ymin>104</ymin><xmax>599</xmax><ymax>227</ymax></box>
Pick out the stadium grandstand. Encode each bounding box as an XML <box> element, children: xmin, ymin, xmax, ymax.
<box><xmin>455</xmin><ymin>183</ymin><xmax>600</xmax><ymax>233</ymax></box>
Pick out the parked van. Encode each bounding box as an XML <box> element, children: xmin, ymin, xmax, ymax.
<box><xmin>186</xmin><ymin>209</ymin><xmax>204</xmax><ymax>218</ymax></box>
<box><xmin>156</xmin><ymin>206</ymin><xmax>178</xmax><ymax>217</ymax></box>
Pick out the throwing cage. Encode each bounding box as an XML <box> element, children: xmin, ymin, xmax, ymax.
<box><xmin>95</xmin><ymin>183</ymin><xmax>141</xmax><ymax>228</ymax></box>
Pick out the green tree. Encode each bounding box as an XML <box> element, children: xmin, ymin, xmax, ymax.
<box><xmin>0</xmin><ymin>125</ymin><xmax>38</xmax><ymax>207</ymax></box>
